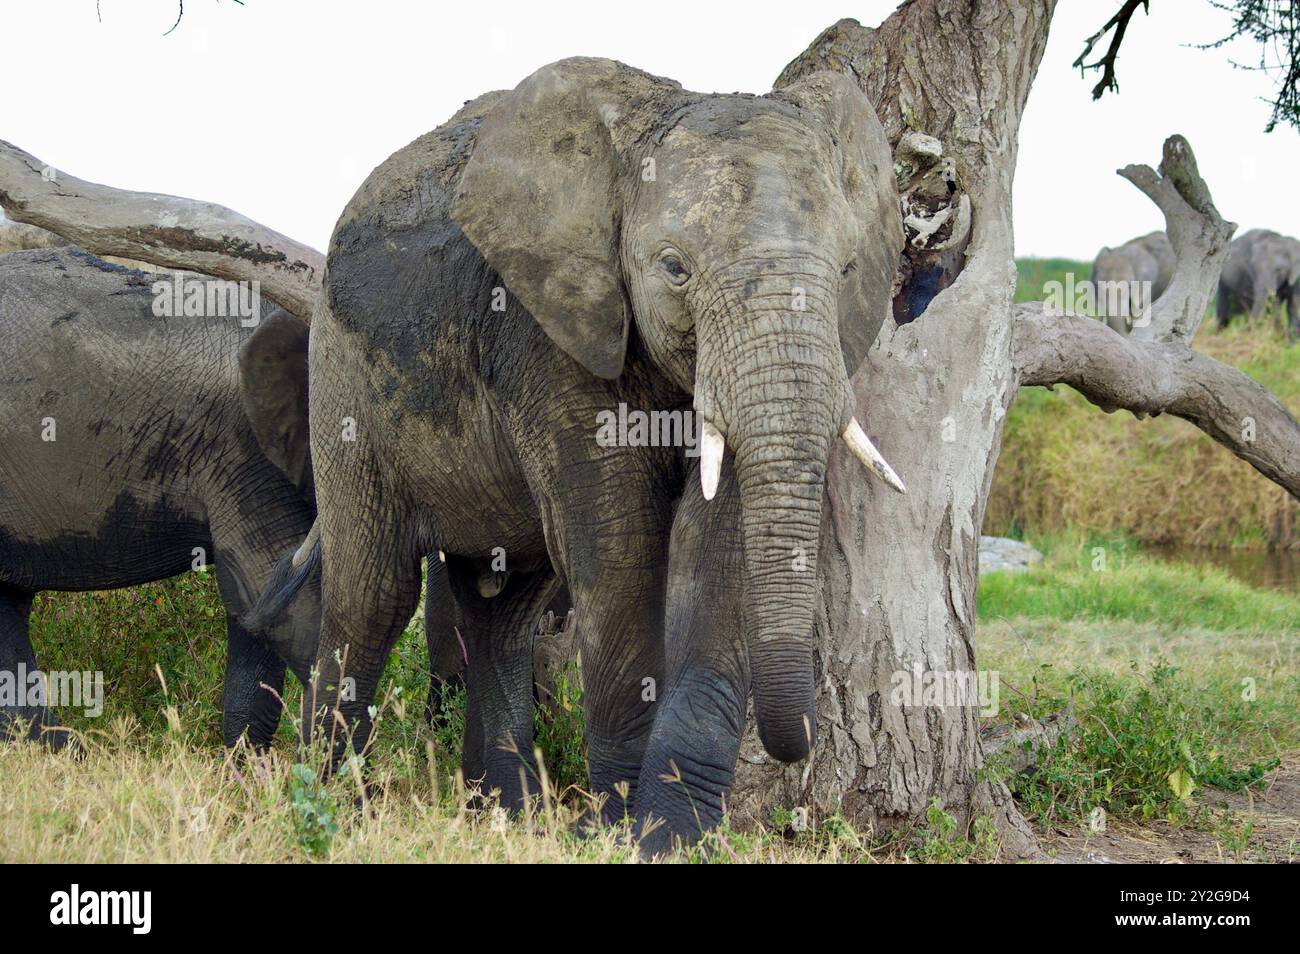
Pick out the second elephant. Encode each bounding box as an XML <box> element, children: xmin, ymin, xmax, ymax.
<box><xmin>1091</xmin><ymin>231</ymin><xmax>1175</xmax><ymax>334</ymax></box>
<box><xmin>1216</xmin><ymin>228</ymin><xmax>1300</xmax><ymax>336</ymax></box>
<box><xmin>0</xmin><ymin>249</ymin><xmax>319</xmax><ymax>746</ymax></box>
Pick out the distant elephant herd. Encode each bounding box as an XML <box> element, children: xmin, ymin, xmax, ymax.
<box><xmin>0</xmin><ymin>58</ymin><xmax>908</xmax><ymax>854</ymax></box>
<box><xmin>1092</xmin><ymin>226</ymin><xmax>1300</xmax><ymax>337</ymax></box>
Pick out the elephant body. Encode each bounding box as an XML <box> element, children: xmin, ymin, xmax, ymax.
<box><xmin>1091</xmin><ymin>231</ymin><xmax>1174</xmax><ymax>334</ymax></box>
<box><xmin>1216</xmin><ymin>228</ymin><xmax>1300</xmax><ymax>335</ymax></box>
<box><xmin>262</xmin><ymin>57</ymin><xmax>903</xmax><ymax>848</ymax></box>
<box><xmin>0</xmin><ymin>248</ymin><xmax>319</xmax><ymax>746</ymax></box>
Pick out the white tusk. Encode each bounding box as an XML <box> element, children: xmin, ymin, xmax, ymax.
<box><xmin>842</xmin><ymin>418</ymin><xmax>906</xmax><ymax>493</ymax></box>
<box><xmin>291</xmin><ymin>521</ymin><xmax>321</xmax><ymax>568</ymax></box>
<box><xmin>699</xmin><ymin>420</ymin><xmax>725</xmax><ymax>501</ymax></box>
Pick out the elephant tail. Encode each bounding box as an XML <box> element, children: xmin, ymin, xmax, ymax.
<box><xmin>245</xmin><ymin>520</ymin><xmax>322</xmax><ymax>631</ymax></box>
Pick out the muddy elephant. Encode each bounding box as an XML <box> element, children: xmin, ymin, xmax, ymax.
<box><xmin>0</xmin><ymin>248</ymin><xmax>320</xmax><ymax>747</ymax></box>
<box><xmin>1091</xmin><ymin>231</ymin><xmax>1174</xmax><ymax>334</ymax></box>
<box><xmin>1216</xmin><ymin>228</ymin><xmax>1300</xmax><ymax>336</ymax></box>
<box><xmin>253</xmin><ymin>57</ymin><xmax>905</xmax><ymax>842</ymax></box>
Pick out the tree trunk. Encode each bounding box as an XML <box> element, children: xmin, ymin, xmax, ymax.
<box><xmin>730</xmin><ymin>2</ymin><xmax>1055</xmax><ymax>856</ymax></box>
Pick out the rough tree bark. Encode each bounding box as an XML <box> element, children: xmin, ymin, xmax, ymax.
<box><xmin>722</xmin><ymin>2</ymin><xmax>1054</xmax><ymax>856</ymax></box>
<box><xmin>0</xmin><ymin>140</ymin><xmax>322</xmax><ymax>320</ymax></box>
<box><xmin>7</xmin><ymin>0</ymin><xmax>1299</xmax><ymax>858</ymax></box>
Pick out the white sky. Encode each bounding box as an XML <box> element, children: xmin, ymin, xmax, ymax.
<box><xmin>3</xmin><ymin>1</ymin><xmax>1296</xmax><ymax>260</ymax></box>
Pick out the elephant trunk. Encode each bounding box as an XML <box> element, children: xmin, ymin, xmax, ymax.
<box><xmin>734</xmin><ymin>435</ymin><xmax>829</xmax><ymax>762</ymax></box>
<box><xmin>697</xmin><ymin>294</ymin><xmax>842</xmax><ymax>763</ymax></box>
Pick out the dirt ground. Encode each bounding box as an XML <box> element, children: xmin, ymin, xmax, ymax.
<box><xmin>1041</xmin><ymin>756</ymin><xmax>1299</xmax><ymax>863</ymax></box>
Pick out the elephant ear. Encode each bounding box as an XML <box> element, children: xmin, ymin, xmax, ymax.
<box><xmin>775</xmin><ymin>72</ymin><xmax>904</xmax><ymax>377</ymax></box>
<box><xmin>239</xmin><ymin>308</ymin><xmax>313</xmax><ymax>500</ymax></box>
<box><xmin>451</xmin><ymin>57</ymin><xmax>685</xmax><ymax>380</ymax></box>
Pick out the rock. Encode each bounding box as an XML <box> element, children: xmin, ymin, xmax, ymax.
<box><xmin>978</xmin><ymin>535</ymin><xmax>1043</xmax><ymax>575</ymax></box>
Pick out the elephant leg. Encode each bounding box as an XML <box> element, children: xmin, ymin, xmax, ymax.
<box><xmin>1216</xmin><ymin>283</ymin><xmax>1233</xmax><ymax>330</ymax></box>
<box><xmin>0</xmin><ymin>585</ymin><xmax>68</xmax><ymax>748</ymax></box>
<box><xmin>217</xmin><ymin>609</ymin><xmax>287</xmax><ymax>750</ymax></box>
<box><xmin>207</xmin><ymin>493</ymin><xmax>313</xmax><ymax>749</ymax></box>
<box><xmin>1249</xmin><ymin>280</ymin><xmax>1270</xmax><ymax>324</ymax></box>
<box><xmin>445</xmin><ymin>559</ymin><xmax>558</xmax><ymax>810</ymax></box>
<box><xmin>635</xmin><ymin>461</ymin><xmax>748</xmax><ymax>855</ymax></box>
<box><xmin>423</xmin><ymin>555</ymin><xmax>467</xmax><ymax>730</ymax></box>
<box><xmin>310</xmin><ymin>505</ymin><xmax>423</xmax><ymax>767</ymax></box>
<box><xmin>534</xmin><ymin>465</ymin><xmax>672</xmax><ymax>826</ymax></box>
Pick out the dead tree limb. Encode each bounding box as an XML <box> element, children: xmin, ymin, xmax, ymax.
<box><xmin>0</xmin><ymin>139</ymin><xmax>322</xmax><ymax>320</ymax></box>
<box><xmin>1119</xmin><ymin>135</ymin><xmax>1236</xmax><ymax>343</ymax></box>
<box><xmin>1074</xmin><ymin>0</ymin><xmax>1151</xmax><ymax>100</ymax></box>
<box><xmin>1014</xmin><ymin>135</ymin><xmax>1299</xmax><ymax>502</ymax></box>
<box><xmin>1014</xmin><ymin>306</ymin><xmax>1300</xmax><ymax>496</ymax></box>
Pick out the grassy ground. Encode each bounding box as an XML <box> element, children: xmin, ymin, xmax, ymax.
<box><xmin>4</xmin><ymin>258</ymin><xmax>1295</xmax><ymax>862</ymax></box>
<box><xmin>3</xmin><ymin>535</ymin><xmax>1295</xmax><ymax>863</ymax></box>
<box><xmin>996</xmin><ymin>259</ymin><xmax>1300</xmax><ymax>548</ymax></box>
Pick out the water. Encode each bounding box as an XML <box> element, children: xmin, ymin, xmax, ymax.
<box><xmin>1148</xmin><ymin>544</ymin><xmax>1300</xmax><ymax>594</ymax></box>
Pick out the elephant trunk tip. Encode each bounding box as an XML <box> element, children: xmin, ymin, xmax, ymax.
<box><xmin>755</xmin><ymin>704</ymin><xmax>816</xmax><ymax>763</ymax></box>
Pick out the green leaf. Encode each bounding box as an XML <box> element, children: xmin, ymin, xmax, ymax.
<box><xmin>1167</xmin><ymin>768</ymin><xmax>1196</xmax><ymax>802</ymax></box>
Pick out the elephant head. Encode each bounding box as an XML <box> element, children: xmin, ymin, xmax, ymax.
<box><xmin>451</xmin><ymin>58</ymin><xmax>904</xmax><ymax>762</ymax></box>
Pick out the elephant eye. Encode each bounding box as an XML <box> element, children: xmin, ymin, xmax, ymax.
<box><xmin>659</xmin><ymin>251</ymin><xmax>692</xmax><ymax>286</ymax></box>
<box><xmin>842</xmin><ymin>259</ymin><xmax>858</xmax><ymax>276</ymax></box>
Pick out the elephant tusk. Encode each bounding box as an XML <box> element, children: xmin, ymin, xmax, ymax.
<box><xmin>842</xmin><ymin>418</ymin><xmax>906</xmax><ymax>494</ymax></box>
<box><xmin>699</xmin><ymin>420</ymin><xmax>725</xmax><ymax>501</ymax></box>
<box><xmin>292</xmin><ymin>521</ymin><xmax>321</xmax><ymax>568</ymax></box>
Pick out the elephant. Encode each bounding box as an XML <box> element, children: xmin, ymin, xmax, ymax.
<box><xmin>252</xmin><ymin>55</ymin><xmax>905</xmax><ymax>845</ymax></box>
<box><xmin>1091</xmin><ymin>231</ymin><xmax>1175</xmax><ymax>334</ymax></box>
<box><xmin>1216</xmin><ymin>228</ymin><xmax>1300</xmax><ymax>336</ymax></box>
<box><xmin>0</xmin><ymin>248</ymin><xmax>320</xmax><ymax>747</ymax></box>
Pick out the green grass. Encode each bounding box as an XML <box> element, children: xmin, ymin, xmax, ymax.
<box><xmin>12</xmin><ymin>531</ymin><xmax>1294</xmax><ymax>862</ymax></box>
<box><xmin>1014</xmin><ymin>257</ymin><xmax>1090</xmax><ymax>305</ymax></box>
<box><xmin>977</xmin><ymin>532</ymin><xmax>1300</xmax><ymax>631</ymax></box>
<box><xmin>977</xmin><ymin>533</ymin><xmax>1297</xmax><ymax>832</ymax></box>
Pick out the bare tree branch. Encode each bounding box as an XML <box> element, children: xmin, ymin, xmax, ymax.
<box><xmin>1013</xmin><ymin>134</ymin><xmax>1297</xmax><ymax>501</ymax></box>
<box><xmin>0</xmin><ymin>139</ymin><xmax>322</xmax><ymax>321</ymax></box>
<box><xmin>1014</xmin><ymin>304</ymin><xmax>1300</xmax><ymax>499</ymax></box>
<box><xmin>1119</xmin><ymin>135</ymin><xmax>1236</xmax><ymax>343</ymax></box>
<box><xmin>1074</xmin><ymin>0</ymin><xmax>1151</xmax><ymax>100</ymax></box>
<box><xmin>1071</xmin><ymin>0</ymin><xmax>1154</xmax><ymax>100</ymax></box>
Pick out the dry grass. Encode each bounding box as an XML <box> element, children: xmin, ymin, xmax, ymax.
<box><xmin>0</xmin><ymin>719</ymin><xmax>898</xmax><ymax>864</ymax></box>
<box><xmin>988</xmin><ymin>318</ymin><xmax>1300</xmax><ymax>548</ymax></box>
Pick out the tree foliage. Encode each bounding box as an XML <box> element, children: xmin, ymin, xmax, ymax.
<box><xmin>1077</xmin><ymin>0</ymin><xmax>1299</xmax><ymax>133</ymax></box>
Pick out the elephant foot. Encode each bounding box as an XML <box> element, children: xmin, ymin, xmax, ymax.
<box><xmin>466</xmin><ymin>751</ymin><xmax>544</xmax><ymax>815</ymax></box>
<box><xmin>1</xmin><ymin>706</ymin><xmax>75</xmax><ymax>752</ymax></box>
